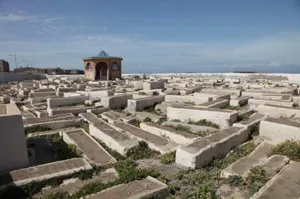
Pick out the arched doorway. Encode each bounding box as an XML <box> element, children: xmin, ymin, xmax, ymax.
<box><xmin>95</xmin><ymin>62</ymin><xmax>108</xmax><ymax>80</ymax></box>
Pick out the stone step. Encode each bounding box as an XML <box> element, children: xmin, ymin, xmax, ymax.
<box><xmin>176</xmin><ymin>127</ymin><xmax>250</xmax><ymax>169</ymax></box>
<box><xmin>89</xmin><ymin>118</ymin><xmax>139</xmax><ymax>155</ymax></box>
<box><xmin>0</xmin><ymin>158</ymin><xmax>92</xmax><ymax>190</ymax></box>
<box><xmin>233</xmin><ymin>113</ymin><xmax>267</xmax><ymax>130</ymax></box>
<box><xmin>140</xmin><ymin>122</ymin><xmax>198</xmax><ymax>145</ymax></box>
<box><xmin>63</xmin><ymin>129</ymin><xmax>117</xmax><ymax>165</ymax></box>
<box><xmin>112</xmin><ymin>122</ymin><xmax>179</xmax><ymax>154</ymax></box>
<box><xmin>85</xmin><ymin>176</ymin><xmax>169</xmax><ymax>199</ymax></box>
<box><xmin>221</xmin><ymin>141</ymin><xmax>274</xmax><ymax>178</ymax></box>
<box><xmin>251</xmin><ymin>161</ymin><xmax>300</xmax><ymax>199</ymax></box>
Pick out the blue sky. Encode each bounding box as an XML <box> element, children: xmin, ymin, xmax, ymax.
<box><xmin>0</xmin><ymin>0</ymin><xmax>300</xmax><ymax>73</ymax></box>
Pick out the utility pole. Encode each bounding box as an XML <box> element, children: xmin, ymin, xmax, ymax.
<box><xmin>8</xmin><ymin>53</ymin><xmax>18</xmax><ymax>69</ymax></box>
<box><xmin>22</xmin><ymin>60</ymin><xmax>29</xmax><ymax>67</ymax></box>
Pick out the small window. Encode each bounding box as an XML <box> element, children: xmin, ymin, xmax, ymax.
<box><xmin>112</xmin><ymin>63</ymin><xmax>118</xmax><ymax>71</ymax></box>
<box><xmin>86</xmin><ymin>63</ymin><xmax>92</xmax><ymax>70</ymax></box>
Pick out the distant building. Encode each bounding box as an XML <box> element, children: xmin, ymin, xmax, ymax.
<box><xmin>14</xmin><ymin>67</ymin><xmax>83</xmax><ymax>75</ymax></box>
<box><xmin>82</xmin><ymin>50</ymin><xmax>122</xmax><ymax>80</ymax></box>
<box><xmin>0</xmin><ymin>60</ymin><xmax>10</xmax><ymax>72</ymax></box>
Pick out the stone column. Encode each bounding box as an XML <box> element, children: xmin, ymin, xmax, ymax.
<box><xmin>107</xmin><ymin>67</ymin><xmax>110</xmax><ymax>81</ymax></box>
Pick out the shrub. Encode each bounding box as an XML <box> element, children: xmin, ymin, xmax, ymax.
<box><xmin>74</xmin><ymin>121</ymin><xmax>89</xmax><ymax>133</ymax></box>
<box><xmin>152</xmin><ymin>91</ymin><xmax>159</xmax><ymax>96</ymax></box>
<box><xmin>165</xmin><ymin>124</ymin><xmax>192</xmax><ymax>133</ymax></box>
<box><xmin>41</xmin><ymin>192</ymin><xmax>70</xmax><ymax>199</ymax></box>
<box><xmin>269</xmin><ymin>140</ymin><xmax>300</xmax><ymax>161</ymax></box>
<box><xmin>246</xmin><ymin>166</ymin><xmax>269</xmax><ymax>195</ymax></box>
<box><xmin>25</xmin><ymin>125</ymin><xmax>52</xmax><ymax>135</ymax></box>
<box><xmin>228</xmin><ymin>175</ymin><xmax>244</xmax><ymax>187</ymax></box>
<box><xmin>115</xmin><ymin>159</ymin><xmax>160</xmax><ymax>183</ymax></box>
<box><xmin>188</xmin><ymin>119</ymin><xmax>219</xmax><ymax>129</ymax></box>
<box><xmin>47</xmin><ymin>134</ymin><xmax>82</xmax><ymax>160</ymax></box>
<box><xmin>222</xmin><ymin>105</ymin><xmax>239</xmax><ymax>110</ymax></box>
<box><xmin>143</xmin><ymin>117</ymin><xmax>152</xmax><ymax>122</ymax></box>
<box><xmin>184</xmin><ymin>101</ymin><xmax>195</xmax><ymax>105</ymax></box>
<box><xmin>138</xmin><ymin>92</ymin><xmax>147</xmax><ymax>95</ymax></box>
<box><xmin>193</xmin><ymin>183</ymin><xmax>219</xmax><ymax>199</ymax></box>
<box><xmin>159</xmin><ymin>152</ymin><xmax>176</xmax><ymax>164</ymax></box>
<box><xmin>195</xmin><ymin>130</ymin><xmax>215</xmax><ymax>138</ymax></box>
<box><xmin>237</xmin><ymin>110</ymin><xmax>255</xmax><ymax>122</ymax></box>
<box><xmin>126</xmin><ymin>141</ymin><xmax>159</xmax><ymax>160</ymax></box>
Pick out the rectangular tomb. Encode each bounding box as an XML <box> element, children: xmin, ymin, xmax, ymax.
<box><xmin>112</xmin><ymin>122</ymin><xmax>179</xmax><ymax>154</ymax></box>
<box><xmin>167</xmin><ymin>106</ymin><xmax>237</xmax><ymax>129</ymax></box>
<box><xmin>259</xmin><ymin>118</ymin><xmax>300</xmax><ymax>144</ymax></box>
<box><xmin>84</xmin><ymin>176</ymin><xmax>169</xmax><ymax>199</ymax></box>
<box><xmin>63</xmin><ymin>129</ymin><xmax>117</xmax><ymax>165</ymax></box>
<box><xmin>176</xmin><ymin>127</ymin><xmax>250</xmax><ymax>168</ymax></box>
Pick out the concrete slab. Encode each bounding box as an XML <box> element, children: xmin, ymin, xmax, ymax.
<box><xmin>101</xmin><ymin>94</ymin><xmax>133</xmax><ymax>110</ymax></box>
<box><xmin>176</xmin><ymin>127</ymin><xmax>250</xmax><ymax>168</ymax></box>
<box><xmin>0</xmin><ymin>158</ymin><xmax>92</xmax><ymax>190</ymax></box>
<box><xmin>27</xmin><ymin>127</ymin><xmax>78</xmax><ymax>137</ymax></box>
<box><xmin>251</xmin><ymin>161</ymin><xmax>300</xmax><ymax>199</ymax></box>
<box><xmin>89</xmin><ymin>118</ymin><xmax>139</xmax><ymax>155</ymax></box>
<box><xmin>24</xmin><ymin>117</ymin><xmax>83</xmax><ymax>130</ymax></box>
<box><xmin>230</xmin><ymin>96</ymin><xmax>251</xmax><ymax>107</ymax></box>
<box><xmin>63</xmin><ymin>129</ymin><xmax>117</xmax><ymax>165</ymax></box>
<box><xmin>259</xmin><ymin>118</ymin><xmax>300</xmax><ymax>144</ymax></box>
<box><xmin>140</xmin><ymin>122</ymin><xmax>198</xmax><ymax>145</ymax></box>
<box><xmin>249</xmin><ymin>98</ymin><xmax>293</xmax><ymax>109</ymax></box>
<box><xmin>47</xmin><ymin>106</ymin><xmax>95</xmax><ymax>116</ymax></box>
<box><xmin>233</xmin><ymin>113</ymin><xmax>267</xmax><ymax>129</ymax></box>
<box><xmin>24</xmin><ymin>113</ymin><xmax>75</xmax><ymax>125</ymax></box>
<box><xmin>36</xmin><ymin>168</ymin><xmax>118</xmax><ymax>197</ymax></box>
<box><xmin>261</xmin><ymin>155</ymin><xmax>289</xmax><ymax>178</ymax></box>
<box><xmin>101</xmin><ymin>111</ymin><xmax>122</xmax><ymax>123</ymax></box>
<box><xmin>79</xmin><ymin>112</ymin><xmax>101</xmax><ymax>124</ymax></box>
<box><xmin>257</xmin><ymin>104</ymin><xmax>300</xmax><ymax>118</ymax></box>
<box><xmin>221</xmin><ymin>141</ymin><xmax>274</xmax><ymax>178</ymax></box>
<box><xmin>85</xmin><ymin>176</ymin><xmax>169</xmax><ymax>199</ymax></box>
<box><xmin>127</xmin><ymin>95</ymin><xmax>165</xmax><ymax>114</ymax></box>
<box><xmin>167</xmin><ymin>106</ymin><xmax>237</xmax><ymax>129</ymax></box>
<box><xmin>199</xmin><ymin>99</ymin><xmax>229</xmax><ymax>108</ymax></box>
<box><xmin>113</xmin><ymin>122</ymin><xmax>179</xmax><ymax>154</ymax></box>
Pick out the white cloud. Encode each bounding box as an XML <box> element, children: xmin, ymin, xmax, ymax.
<box><xmin>0</xmin><ymin>13</ymin><xmax>39</xmax><ymax>23</ymax></box>
<box><xmin>0</xmin><ymin>11</ymin><xmax>64</xmax><ymax>24</ymax></box>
